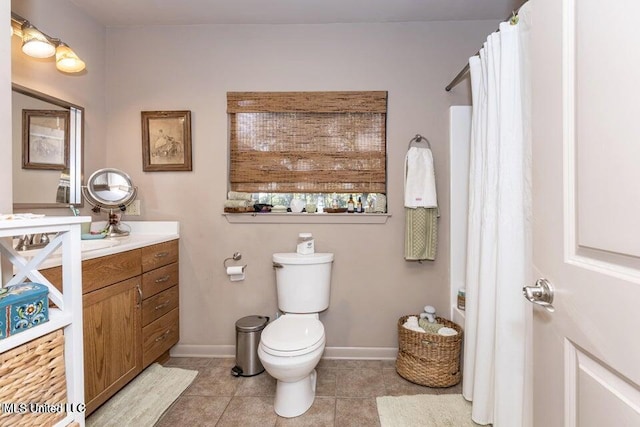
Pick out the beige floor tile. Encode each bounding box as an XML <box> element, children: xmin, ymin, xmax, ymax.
<box><xmin>335</xmin><ymin>368</ymin><xmax>385</xmax><ymax>398</ymax></box>
<box><xmin>184</xmin><ymin>366</ymin><xmax>239</xmax><ymax>397</ymax></box>
<box><xmin>437</xmin><ymin>381</ymin><xmax>463</xmax><ymax>394</ymax></box>
<box><xmin>380</xmin><ymin>359</ymin><xmax>397</xmax><ymax>369</ymax></box>
<box><xmin>275</xmin><ymin>397</ymin><xmax>336</xmax><ymax>427</ymax></box>
<box><xmin>335</xmin><ymin>398</ymin><xmax>380</xmax><ymax>427</ymax></box>
<box><xmin>316</xmin><ymin>368</ymin><xmax>337</xmax><ymax>397</ymax></box>
<box><xmin>381</xmin><ymin>368</ymin><xmax>439</xmax><ymax>396</ymax></box>
<box><xmin>156</xmin><ymin>395</ymin><xmax>231</xmax><ymax>427</ymax></box>
<box><xmin>209</xmin><ymin>357</ymin><xmax>237</xmax><ymax>368</ymax></box>
<box><xmin>234</xmin><ymin>372</ymin><xmax>277</xmax><ymax>396</ymax></box>
<box><xmin>319</xmin><ymin>359</ymin><xmax>383</xmax><ymax>370</ymax></box>
<box><xmin>216</xmin><ymin>396</ymin><xmax>278</xmax><ymax>427</ymax></box>
<box><xmin>317</xmin><ymin>359</ymin><xmax>340</xmax><ymax>369</ymax></box>
<box><xmin>164</xmin><ymin>356</ymin><xmax>212</xmax><ymax>368</ymax></box>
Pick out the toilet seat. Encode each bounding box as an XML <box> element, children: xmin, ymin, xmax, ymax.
<box><xmin>261</xmin><ymin>315</ymin><xmax>325</xmax><ymax>357</ymax></box>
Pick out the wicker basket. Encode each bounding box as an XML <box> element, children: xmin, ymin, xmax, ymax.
<box><xmin>396</xmin><ymin>315</ymin><xmax>462</xmax><ymax>387</ymax></box>
<box><xmin>0</xmin><ymin>329</ymin><xmax>67</xmax><ymax>427</ymax></box>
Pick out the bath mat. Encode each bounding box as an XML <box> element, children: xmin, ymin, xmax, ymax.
<box><xmin>86</xmin><ymin>363</ymin><xmax>197</xmax><ymax>427</ymax></box>
<box><xmin>377</xmin><ymin>394</ymin><xmax>479</xmax><ymax>427</ymax></box>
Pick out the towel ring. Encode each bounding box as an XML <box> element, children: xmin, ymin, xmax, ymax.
<box><xmin>408</xmin><ymin>134</ymin><xmax>432</xmax><ymax>149</ymax></box>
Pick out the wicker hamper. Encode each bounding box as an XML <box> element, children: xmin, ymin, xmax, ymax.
<box><xmin>396</xmin><ymin>315</ymin><xmax>462</xmax><ymax>387</ymax></box>
<box><xmin>0</xmin><ymin>329</ymin><xmax>67</xmax><ymax>427</ymax></box>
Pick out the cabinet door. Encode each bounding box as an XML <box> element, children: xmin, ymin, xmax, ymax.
<box><xmin>83</xmin><ymin>276</ymin><xmax>142</xmax><ymax>415</ymax></box>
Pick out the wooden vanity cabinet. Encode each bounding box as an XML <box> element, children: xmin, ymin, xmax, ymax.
<box><xmin>41</xmin><ymin>239</ymin><xmax>179</xmax><ymax>416</ymax></box>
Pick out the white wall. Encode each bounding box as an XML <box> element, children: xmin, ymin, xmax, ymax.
<box><xmin>105</xmin><ymin>20</ymin><xmax>495</xmax><ymax>354</ymax></box>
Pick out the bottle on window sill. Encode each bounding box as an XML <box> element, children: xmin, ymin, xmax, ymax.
<box><xmin>356</xmin><ymin>196</ymin><xmax>363</xmax><ymax>213</ymax></box>
<box><xmin>347</xmin><ymin>195</ymin><xmax>355</xmax><ymax>213</ymax></box>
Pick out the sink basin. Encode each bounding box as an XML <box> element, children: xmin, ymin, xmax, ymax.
<box><xmin>14</xmin><ymin>238</ymin><xmax>121</xmax><ymax>258</ymax></box>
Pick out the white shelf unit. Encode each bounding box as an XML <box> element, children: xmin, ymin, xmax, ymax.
<box><xmin>0</xmin><ymin>216</ymin><xmax>88</xmax><ymax>427</ymax></box>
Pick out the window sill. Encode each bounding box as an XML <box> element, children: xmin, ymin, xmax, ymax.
<box><xmin>223</xmin><ymin>212</ymin><xmax>391</xmax><ymax>224</ymax></box>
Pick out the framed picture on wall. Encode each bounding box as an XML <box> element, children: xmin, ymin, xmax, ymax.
<box><xmin>141</xmin><ymin>110</ymin><xmax>192</xmax><ymax>172</ymax></box>
<box><xmin>22</xmin><ymin>109</ymin><xmax>70</xmax><ymax>170</ymax></box>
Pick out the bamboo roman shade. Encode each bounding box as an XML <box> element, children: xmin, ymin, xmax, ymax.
<box><xmin>227</xmin><ymin>91</ymin><xmax>387</xmax><ymax>193</ymax></box>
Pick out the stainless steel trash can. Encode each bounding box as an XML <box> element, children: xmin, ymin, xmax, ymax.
<box><xmin>231</xmin><ymin>315</ymin><xmax>269</xmax><ymax>377</ymax></box>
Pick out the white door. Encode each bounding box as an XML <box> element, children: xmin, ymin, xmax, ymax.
<box><xmin>529</xmin><ymin>0</ymin><xmax>640</xmax><ymax>426</ymax></box>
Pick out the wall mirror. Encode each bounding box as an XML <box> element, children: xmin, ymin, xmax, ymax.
<box><xmin>12</xmin><ymin>83</ymin><xmax>84</xmax><ymax>209</ymax></box>
<box><xmin>82</xmin><ymin>168</ymin><xmax>137</xmax><ymax>237</ymax></box>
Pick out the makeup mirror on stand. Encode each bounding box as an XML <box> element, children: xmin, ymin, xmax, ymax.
<box><xmin>82</xmin><ymin>168</ymin><xmax>137</xmax><ymax>237</ymax></box>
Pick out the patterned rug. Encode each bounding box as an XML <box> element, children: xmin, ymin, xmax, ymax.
<box><xmin>86</xmin><ymin>363</ymin><xmax>197</xmax><ymax>427</ymax></box>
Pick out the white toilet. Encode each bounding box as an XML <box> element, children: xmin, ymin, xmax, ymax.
<box><xmin>258</xmin><ymin>252</ymin><xmax>334</xmax><ymax>418</ymax></box>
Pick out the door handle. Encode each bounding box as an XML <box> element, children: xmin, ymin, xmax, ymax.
<box><xmin>523</xmin><ymin>278</ymin><xmax>555</xmax><ymax>312</ymax></box>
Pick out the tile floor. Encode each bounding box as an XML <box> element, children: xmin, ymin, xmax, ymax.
<box><xmin>156</xmin><ymin>357</ymin><xmax>462</xmax><ymax>427</ymax></box>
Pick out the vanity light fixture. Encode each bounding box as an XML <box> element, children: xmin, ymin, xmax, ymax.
<box><xmin>11</xmin><ymin>12</ymin><xmax>86</xmax><ymax>73</ymax></box>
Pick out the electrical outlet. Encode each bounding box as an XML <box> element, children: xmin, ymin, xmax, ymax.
<box><xmin>127</xmin><ymin>200</ymin><xmax>141</xmax><ymax>216</ymax></box>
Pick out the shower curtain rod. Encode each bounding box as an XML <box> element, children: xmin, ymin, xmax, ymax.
<box><xmin>445</xmin><ymin>7</ymin><xmax>523</xmax><ymax>92</ymax></box>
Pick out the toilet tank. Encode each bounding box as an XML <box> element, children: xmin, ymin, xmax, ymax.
<box><xmin>272</xmin><ymin>253</ymin><xmax>334</xmax><ymax>313</ymax></box>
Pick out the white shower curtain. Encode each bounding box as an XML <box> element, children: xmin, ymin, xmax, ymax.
<box><xmin>462</xmin><ymin>3</ymin><xmax>532</xmax><ymax>426</ymax></box>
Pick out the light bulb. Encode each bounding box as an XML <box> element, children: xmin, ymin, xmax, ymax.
<box><xmin>56</xmin><ymin>42</ymin><xmax>86</xmax><ymax>73</ymax></box>
<box><xmin>21</xmin><ymin>23</ymin><xmax>55</xmax><ymax>58</ymax></box>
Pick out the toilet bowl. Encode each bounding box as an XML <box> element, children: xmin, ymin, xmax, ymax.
<box><xmin>259</xmin><ymin>252</ymin><xmax>333</xmax><ymax>417</ymax></box>
<box><xmin>258</xmin><ymin>313</ymin><xmax>325</xmax><ymax>418</ymax></box>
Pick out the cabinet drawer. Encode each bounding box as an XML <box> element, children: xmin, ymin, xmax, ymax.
<box><xmin>142</xmin><ymin>240</ymin><xmax>179</xmax><ymax>273</ymax></box>
<box><xmin>83</xmin><ymin>249</ymin><xmax>142</xmax><ymax>294</ymax></box>
<box><xmin>142</xmin><ymin>308</ymin><xmax>179</xmax><ymax>367</ymax></box>
<box><xmin>142</xmin><ymin>286</ymin><xmax>179</xmax><ymax>326</ymax></box>
<box><xmin>41</xmin><ymin>249</ymin><xmax>142</xmax><ymax>295</ymax></box>
<box><xmin>141</xmin><ymin>262</ymin><xmax>178</xmax><ymax>299</ymax></box>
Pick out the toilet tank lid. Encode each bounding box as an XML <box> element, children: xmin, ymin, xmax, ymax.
<box><xmin>273</xmin><ymin>252</ymin><xmax>334</xmax><ymax>264</ymax></box>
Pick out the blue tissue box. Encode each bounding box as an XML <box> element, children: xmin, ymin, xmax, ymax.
<box><xmin>0</xmin><ymin>283</ymin><xmax>49</xmax><ymax>340</ymax></box>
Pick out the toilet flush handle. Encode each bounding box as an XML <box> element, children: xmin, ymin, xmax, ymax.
<box><xmin>273</xmin><ymin>262</ymin><xmax>283</xmax><ymax>269</ymax></box>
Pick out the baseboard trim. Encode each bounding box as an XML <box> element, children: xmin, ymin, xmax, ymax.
<box><xmin>171</xmin><ymin>344</ymin><xmax>398</xmax><ymax>360</ymax></box>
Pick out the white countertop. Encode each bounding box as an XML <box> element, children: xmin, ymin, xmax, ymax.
<box><xmin>81</xmin><ymin>220</ymin><xmax>180</xmax><ymax>261</ymax></box>
<box><xmin>11</xmin><ymin>220</ymin><xmax>180</xmax><ymax>270</ymax></box>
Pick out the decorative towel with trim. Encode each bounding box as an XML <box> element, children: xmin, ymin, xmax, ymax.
<box><xmin>404</xmin><ymin>146</ymin><xmax>439</xmax><ymax>261</ymax></box>
<box><xmin>404</xmin><ymin>146</ymin><xmax>437</xmax><ymax>208</ymax></box>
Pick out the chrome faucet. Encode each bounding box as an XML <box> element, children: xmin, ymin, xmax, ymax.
<box><xmin>14</xmin><ymin>233</ymin><xmax>52</xmax><ymax>251</ymax></box>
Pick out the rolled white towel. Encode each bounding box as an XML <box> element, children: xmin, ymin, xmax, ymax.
<box><xmin>227</xmin><ymin>191</ymin><xmax>253</xmax><ymax>201</ymax></box>
<box><xmin>224</xmin><ymin>199</ymin><xmax>251</xmax><ymax>208</ymax></box>
<box><xmin>437</xmin><ymin>327</ymin><xmax>458</xmax><ymax>336</ymax></box>
<box><xmin>403</xmin><ymin>316</ymin><xmax>425</xmax><ymax>333</ymax></box>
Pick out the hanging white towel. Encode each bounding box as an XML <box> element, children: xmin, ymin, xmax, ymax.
<box><xmin>404</xmin><ymin>146</ymin><xmax>437</xmax><ymax>208</ymax></box>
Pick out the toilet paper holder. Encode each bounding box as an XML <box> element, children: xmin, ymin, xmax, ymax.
<box><xmin>223</xmin><ymin>252</ymin><xmax>242</xmax><ymax>269</ymax></box>
<box><xmin>224</xmin><ymin>252</ymin><xmax>247</xmax><ymax>281</ymax></box>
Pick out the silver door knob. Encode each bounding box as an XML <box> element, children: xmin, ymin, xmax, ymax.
<box><xmin>523</xmin><ymin>278</ymin><xmax>555</xmax><ymax>312</ymax></box>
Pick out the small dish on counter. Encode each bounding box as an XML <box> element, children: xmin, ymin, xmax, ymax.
<box><xmin>81</xmin><ymin>233</ymin><xmax>106</xmax><ymax>240</ymax></box>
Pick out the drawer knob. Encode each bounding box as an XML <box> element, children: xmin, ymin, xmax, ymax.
<box><xmin>154</xmin><ymin>252</ymin><xmax>169</xmax><ymax>258</ymax></box>
<box><xmin>155</xmin><ymin>275</ymin><xmax>171</xmax><ymax>283</ymax></box>
<box><xmin>155</xmin><ymin>330</ymin><xmax>171</xmax><ymax>342</ymax></box>
<box><xmin>154</xmin><ymin>301</ymin><xmax>170</xmax><ymax>310</ymax></box>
